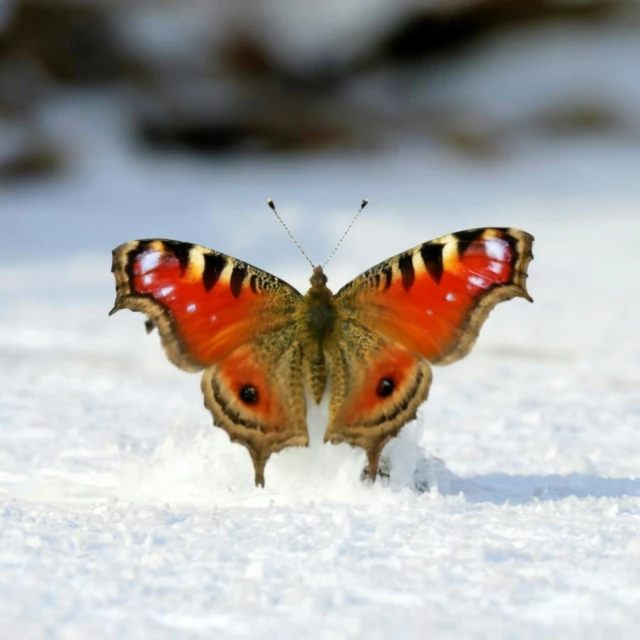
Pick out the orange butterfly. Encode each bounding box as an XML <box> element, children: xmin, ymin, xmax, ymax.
<box><xmin>110</xmin><ymin>202</ymin><xmax>534</xmax><ymax>487</ymax></box>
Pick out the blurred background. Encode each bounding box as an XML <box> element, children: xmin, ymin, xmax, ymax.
<box><xmin>1</xmin><ymin>0</ymin><xmax>639</xmax><ymax>371</ymax></box>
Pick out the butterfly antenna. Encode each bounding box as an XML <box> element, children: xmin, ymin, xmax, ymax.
<box><xmin>323</xmin><ymin>198</ymin><xmax>369</xmax><ymax>268</ymax></box>
<box><xmin>267</xmin><ymin>199</ymin><xmax>315</xmax><ymax>268</ymax></box>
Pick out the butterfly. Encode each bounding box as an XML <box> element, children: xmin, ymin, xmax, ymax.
<box><xmin>110</xmin><ymin>206</ymin><xmax>534</xmax><ymax>487</ymax></box>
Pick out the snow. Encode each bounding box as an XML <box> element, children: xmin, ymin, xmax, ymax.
<box><xmin>2</xmin><ymin>58</ymin><xmax>640</xmax><ymax>640</ymax></box>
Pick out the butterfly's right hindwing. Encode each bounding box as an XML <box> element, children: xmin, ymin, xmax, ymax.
<box><xmin>201</xmin><ymin>332</ymin><xmax>309</xmax><ymax>487</ymax></box>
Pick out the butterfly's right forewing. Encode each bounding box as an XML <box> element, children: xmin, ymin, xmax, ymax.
<box><xmin>111</xmin><ymin>239</ymin><xmax>301</xmax><ymax>369</ymax></box>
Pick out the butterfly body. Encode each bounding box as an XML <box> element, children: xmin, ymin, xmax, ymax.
<box><xmin>111</xmin><ymin>227</ymin><xmax>534</xmax><ymax>487</ymax></box>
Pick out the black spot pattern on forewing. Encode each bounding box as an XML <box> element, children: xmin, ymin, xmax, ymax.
<box><xmin>453</xmin><ymin>228</ymin><xmax>486</xmax><ymax>257</ymax></box>
<box><xmin>420</xmin><ymin>242</ymin><xmax>444</xmax><ymax>284</ymax></box>
<box><xmin>382</xmin><ymin>267</ymin><xmax>393</xmax><ymax>290</ymax></box>
<box><xmin>203</xmin><ymin>253</ymin><xmax>227</xmax><ymax>291</ymax></box>
<box><xmin>249</xmin><ymin>274</ymin><xmax>258</xmax><ymax>294</ymax></box>
<box><xmin>230</xmin><ymin>265</ymin><xmax>247</xmax><ymax>298</ymax></box>
<box><xmin>162</xmin><ymin>240</ymin><xmax>193</xmax><ymax>274</ymax></box>
<box><xmin>398</xmin><ymin>253</ymin><xmax>415</xmax><ymax>291</ymax></box>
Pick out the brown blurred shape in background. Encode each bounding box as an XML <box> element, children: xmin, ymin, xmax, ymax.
<box><xmin>0</xmin><ymin>0</ymin><xmax>636</xmax><ymax>181</ymax></box>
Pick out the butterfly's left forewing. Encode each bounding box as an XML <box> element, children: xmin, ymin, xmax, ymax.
<box><xmin>110</xmin><ymin>239</ymin><xmax>308</xmax><ymax>485</ymax></box>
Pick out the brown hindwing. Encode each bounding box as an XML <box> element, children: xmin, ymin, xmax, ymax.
<box><xmin>324</xmin><ymin>316</ymin><xmax>433</xmax><ymax>480</ymax></box>
<box><xmin>201</xmin><ymin>328</ymin><xmax>309</xmax><ymax>487</ymax></box>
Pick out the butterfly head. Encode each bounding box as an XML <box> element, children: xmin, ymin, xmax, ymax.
<box><xmin>309</xmin><ymin>265</ymin><xmax>328</xmax><ymax>290</ymax></box>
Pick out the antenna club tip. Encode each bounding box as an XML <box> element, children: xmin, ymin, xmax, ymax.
<box><xmin>267</xmin><ymin>198</ymin><xmax>275</xmax><ymax>210</ymax></box>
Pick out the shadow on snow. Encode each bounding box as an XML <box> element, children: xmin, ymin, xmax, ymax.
<box><xmin>441</xmin><ymin>470</ymin><xmax>640</xmax><ymax>504</ymax></box>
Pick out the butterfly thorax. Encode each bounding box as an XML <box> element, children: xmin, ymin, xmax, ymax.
<box><xmin>304</xmin><ymin>266</ymin><xmax>336</xmax><ymax>344</ymax></box>
<box><xmin>291</xmin><ymin>266</ymin><xmax>336</xmax><ymax>404</ymax></box>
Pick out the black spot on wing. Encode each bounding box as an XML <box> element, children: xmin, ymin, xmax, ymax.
<box><xmin>239</xmin><ymin>385</ymin><xmax>259</xmax><ymax>404</ymax></box>
<box><xmin>420</xmin><ymin>242</ymin><xmax>444</xmax><ymax>284</ymax></box>
<box><xmin>376</xmin><ymin>377</ymin><xmax>395</xmax><ymax>397</ymax></box>
<box><xmin>398</xmin><ymin>253</ymin><xmax>415</xmax><ymax>291</ymax></box>
<box><xmin>203</xmin><ymin>253</ymin><xmax>227</xmax><ymax>291</ymax></box>
<box><xmin>162</xmin><ymin>240</ymin><xmax>193</xmax><ymax>274</ymax></box>
<box><xmin>382</xmin><ymin>267</ymin><xmax>393</xmax><ymax>290</ymax></box>
<box><xmin>230</xmin><ymin>265</ymin><xmax>247</xmax><ymax>298</ymax></box>
<box><xmin>452</xmin><ymin>229</ymin><xmax>486</xmax><ymax>257</ymax></box>
<box><xmin>210</xmin><ymin>376</ymin><xmax>262</xmax><ymax>431</ymax></box>
<box><xmin>358</xmin><ymin>367</ymin><xmax>424</xmax><ymax>428</ymax></box>
<box><xmin>249</xmin><ymin>274</ymin><xmax>258</xmax><ymax>294</ymax></box>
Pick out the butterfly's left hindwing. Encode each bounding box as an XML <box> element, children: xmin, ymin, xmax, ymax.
<box><xmin>324</xmin><ymin>324</ymin><xmax>433</xmax><ymax>480</ymax></box>
<box><xmin>110</xmin><ymin>239</ymin><xmax>308</xmax><ymax>485</ymax></box>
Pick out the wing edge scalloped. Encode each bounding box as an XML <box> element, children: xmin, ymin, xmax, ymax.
<box><xmin>109</xmin><ymin>239</ymin><xmax>302</xmax><ymax>372</ymax></box>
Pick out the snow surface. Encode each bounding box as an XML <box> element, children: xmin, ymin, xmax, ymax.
<box><xmin>2</xmin><ymin>89</ymin><xmax>640</xmax><ymax>636</ymax></box>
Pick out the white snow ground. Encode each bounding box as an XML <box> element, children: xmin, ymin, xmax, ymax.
<box><xmin>2</xmin><ymin>83</ymin><xmax>640</xmax><ymax>638</ymax></box>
